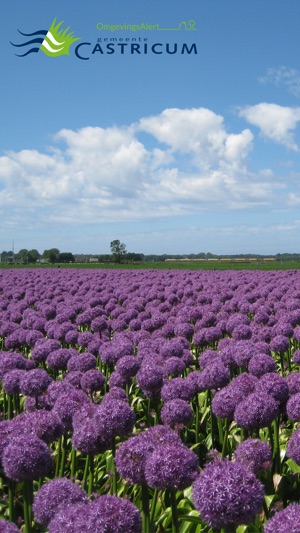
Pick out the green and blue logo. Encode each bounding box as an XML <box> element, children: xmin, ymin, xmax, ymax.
<box><xmin>11</xmin><ymin>18</ymin><xmax>80</xmax><ymax>57</ymax></box>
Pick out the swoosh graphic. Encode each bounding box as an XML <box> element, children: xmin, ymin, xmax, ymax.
<box><xmin>10</xmin><ymin>37</ymin><xmax>45</xmax><ymax>48</ymax></box>
<box><xmin>45</xmin><ymin>30</ymin><xmax>64</xmax><ymax>46</ymax></box>
<box><xmin>41</xmin><ymin>39</ymin><xmax>64</xmax><ymax>53</ymax></box>
<box><xmin>17</xmin><ymin>29</ymin><xmax>47</xmax><ymax>37</ymax></box>
<box><xmin>14</xmin><ymin>47</ymin><xmax>40</xmax><ymax>57</ymax></box>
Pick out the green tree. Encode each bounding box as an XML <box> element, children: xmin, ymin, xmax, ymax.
<box><xmin>58</xmin><ymin>252</ymin><xmax>75</xmax><ymax>263</ymax></box>
<box><xmin>110</xmin><ymin>240</ymin><xmax>127</xmax><ymax>264</ymax></box>
<box><xmin>43</xmin><ymin>248</ymin><xmax>60</xmax><ymax>263</ymax></box>
<box><xmin>28</xmin><ymin>249</ymin><xmax>40</xmax><ymax>263</ymax></box>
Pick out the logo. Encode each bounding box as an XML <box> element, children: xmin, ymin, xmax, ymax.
<box><xmin>11</xmin><ymin>18</ymin><xmax>80</xmax><ymax>57</ymax></box>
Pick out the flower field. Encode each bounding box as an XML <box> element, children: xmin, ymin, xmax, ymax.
<box><xmin>1</xmin><ymin>268</ymin><xmax>300</xmax><ymax>532</ymax></box>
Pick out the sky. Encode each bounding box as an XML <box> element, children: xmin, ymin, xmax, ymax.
<box><xmin>1</xmin><ymin>0</ymin><xmax>300</xmax><ymax>256</ymax></box>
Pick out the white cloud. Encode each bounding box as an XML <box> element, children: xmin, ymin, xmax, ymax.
<box><xmin>259</xmin><ymin>66</ymin><xmax>300</xmax><ymax>98</ymax></box>
<box><xmin>238</xmin><ymin>103</ymin><xmax>300</xmax><ymax>151</ymax></box>
<box><xmin>0</xmin><ymin>105</ymin><xmax>297</xmax><ymax>232</ymax></box>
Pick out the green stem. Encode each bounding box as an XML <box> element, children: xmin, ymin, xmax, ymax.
<box><xmin>8</xmin><ymin>479</ymin><xmax>15</xmax><ymax>523</ymax></box>
<box><xmin>141</xmin><ymin>484</ymin><xmax>150</xmax><ymax>533</ymax></box>
<box><xmin>150</xmin><ymin>488</ymin><xmax>159</xmax><ymax>527</ymax></box>
<box><xmin>111</xmin><ymin>438</ymin><xmax>118</xmax><ymax>495</ymax></box>
<box><xmin>170</xmin><ymin>490</ymin><xmax>179</xmax><ymax>533</ymax></box>
<box><xmin>23</xmin><ymin>480</ymin><xmax>33</xmax><ymax>533</ymax></box>
<box><xmin>71</xmin><ymin>447</ymin><xmax>77</xmax><ymax>479</ymax></box>
<box><xmin>88</xmin><ymin>454</ymin><xmax>94</xmax><ymax>496</ymax></box>
<box><xmin>83</xmin><ymin>455</ymin><xmax>90</xmax><ymax>492</ymax></box>
<box><xmin>222</xmin><ymin>419</ymin><xmax>230</xmax><ymax>459</ymax></box>
<box><xmin>55</xmin><ymin>436</ymin><xmax>62</xmax><ymax>478</ymax></box>
<box><xmin>273</xmin><ymin>417</ymin><xmax>281</xmax><ymax>474</ymax></box>
<box><xmin>59</xmin><ymin>434</ymin><xmax>68</xmax><ymax>477</ymax></box>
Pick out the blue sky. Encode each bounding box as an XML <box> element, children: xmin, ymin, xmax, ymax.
<box><xmin>1</xmin><ymin>0</ymin><xmax>300</xmax><ymax>256</ymax></box>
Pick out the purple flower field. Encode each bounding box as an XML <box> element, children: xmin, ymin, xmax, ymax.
<box><xmin>1</xmin><ymin>268</ymin><xmax>300</xmax><ymax>531</ymax></box>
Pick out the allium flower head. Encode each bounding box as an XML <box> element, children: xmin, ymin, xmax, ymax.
<box><xmin>234</xmin><ymin>438</ymin><xmax>272</xmax><ymax>473</ymax></box>
<box><xmin>287</xmin><ymin>429</ymin><xmax>300</xmax><ymax>464</ymax></box>
<box><xmin>161</xmin><ymin>399</ymin><xmax>193</xmax><ymax>429</ymax></box>
<box><xmin>3</xmin><ymin>435</ymin><xmax>53</xmax><ymax>481</ymax></box>
<box><xmin>145</xmin><ymin>443</ymin><xmax>199</xmax><ymax>491</ymax></box>
<box><xmin>161</xmin><ymin>377</ymin><xmax>194</xmax><ymax>402</ymax></box>
<box><xmin>287</xmin><ymin>392</ymin><xmax>300</xmax><ymax>421</ymax></box>
<box><xmin>33</xmin><ymin>477</ymin><xmax>89</xmax><ymax>527</ymax></box>
<box><xmin>136</xmin><ymin>364</ymin><xmax>164</xmax><ymax>399</ymax></box>
<box><xmin>140</xmin><ymin>425</ymin><xmax>181</xmax><ymax>447</ymax></box>
<box><xmin>285</xmin><ymin>372</ymin><xmax>300</xmax><ymax>396</ymax></box>
<box><xmin>192</xmin><ymin>459</ymin><xmax>264</xmax><ymax>529</ymax></box>
<box><xmin>20</xmin><ymin>368</ymin><xmax>52</xmax><ymax>397</ymax></box>
<box><xmin>115</xmin><ymin>435</ymin><xmax>156</xmax><ymax>485</ymax></box>
<box><xmin>88</xmin><ymin>494</ymin><xmax>142</xmax><ymax>532</ymax></box>
<box><xmin>256</xmin><ymin>372</ymin><xmax>289</xmax><ymax>404</ymax></box>
<box><xmin>201</xmin><ymin>360</ymin><xmax>230</xmax><ymax>390</ymax></box>
<box><xmin>46</xmin><ymin>348</ymin><xmax>78</xmax><ymax>371</ymax></box>
<box><xmin>98</xmin><ymin>398</ymin><xmax>135</xmax><ymax>438</ymax></box>
<box><xmin>80</xmin><ymin>369</ymin><xmax>105</xmax><ymax>393</ymax></box>
<box><xmin>234</xmin><ymin>392</ymin><xmax>279</xmax><ymax>430</ymax></box>
<box><xmin>248</xmin><ymin>353</ymin><xmax>276</xmax><ymax>377</ymax></box>
<box><xmin>264</xmin><ymin>502</ymin><xmax>300</xmax><ymax>533</ymax></box>
<box><xmin>2</xmin><ymin>369</ymin><xmax>26</xmax><ymax>394</ymax></box>
<box><xmin>0</xmin><ymin>520</ymin><xmax>20</xmax><ymax>532</ymax></box>
<box><xmin>48</xmin><ymin>503</ymin><xmax>89</xmax><ymax>533</ymax></box>
<box><xmin>270</xmin><ymin>334</ymin><xmax>290</xmax><ymax>354</ymax></box>
<box><xmin>67</xmin><ymin>352</ymin><xmax>97</xmax><ymax>372</ymax></box>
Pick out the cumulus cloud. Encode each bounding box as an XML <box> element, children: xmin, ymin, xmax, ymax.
<box><xmin>238</xmin><ymin>103</ymin><xmax>300</xmax><ymax>151</ymax></box>
<box><xmin>0</xmin><ymin>105</ymin><xmax>296</xmax><ymax>231</ymax></box>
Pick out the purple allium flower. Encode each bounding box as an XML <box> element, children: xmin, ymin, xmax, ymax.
<box><xmin>0</xmin><ymin>520</ymin><xmax>20</xmax><ymax>532</ymax></box>
<box><xmin>18</xmin><ymin>410</ymin><xmax>64</xmax><ymax>444</ymax></box>
<box><xmin>102</xmin><ymin>387</ymin><xmax>128</xmax><ymax>403</ymax></box>
<box><xmin>33</xmin><ymin>477</ymin><xmax>89</xmax><ymax>527</ymax></box>
<box><xmin>31</xmin><ymin>339</ymin><xmax>61</xmax><ymax>363</ymax></box>
<box><xmin>232</xmin><ymin>324</ymin><xmax>252</xmax><ymax>340</ymax></box>
<box><xmin>286</xmin><ymin>393</ymin><xmax>300</xmax><ymax>421</ymax></box>
<box><xmin>48</xmin><ymin>502</ymin><xmax>89</xmax><ymax>533</ymax></box>
<box><xmin>67</xmin><ymin>352</ymin><xmax>97</xmax><ymax>372</ymax></box>
<box><xmin>160</xmin><ymin>339</ymin><xmax>184</xmax><ymax>359</ymax></box>
<box><xmin>161</xmin><ymin>399</ymin><xmax>193</xmax><ymax>429</ymax></box>
<box><xmin>248</xmin><ymin>354</ymin><xmax>276</xmax><ymax>377</ymax></box>
<box><xmin>72</xmin><ymin>407</ymin><xmax>113</xmax><ymax>455</ymax></box>
<box><xmin>98</xmin><ymin>398</ymin><xmax>135</xmax><ymax>438</ymax></box>
<box><xmin>164</xmin><ymin>357</ymin><xmax>186</xmax><ymax>377</ymax></box>
<box><xmin>234</xmin><ymin>438</ymin><xmax>272</xmax><ymax>473</ymax></box>
<box><xmin>212</xmin><ymin>384</ymin><xmax>244</xmax><ymax>420</ymax></box>
<box><xmin>140</xmin><ymin>425</ymin><xmax>181</xmax><ymax>448</ymax></box>
<box><xmin>80</xmin><ymin>369</ymin><xmax>105</xmax><ymax>393</ymax></box>
<box><xmin>192</xmin><ymin>459</ymin><xmax>264</xmax><ymax>529</ymax></box>
<box><xmin>116</xmin><ymin>356</ymin><xmax>140</xmax><ymax>380</ymax></box>
<box><xmin>233</xmin><ymin>340</ymin><xmax>259</xmax><ymax>367</ymax></box>
<box><xmin>46</xmin><ymin>348</ymin><xmax>78</xmax><ymax>371</ymax></box>
<box><xmin>270</xmin><ymin>335</ymin><xmax>290</xmax><ymax>354</ymax></box>
<box><xmin>230</xmin><ymin>372</ymin><xmax>258</xmax><ymax>396</ymax></box>
<box><xmin>0</xmin><ymin>352</ymin><xmax>28</xmax><ymax>379</ymax></box>
<box><xmin>287</xmin><ymin>429</ymin><xmax>300</xmax><ymax>464</ymax></box>
<box><xmin>115</xmin><ymin>435</ymin><xmax>156</xmax><ymax>485</ymax></box>
<box><xmin>2</xmin><ymin>369</ymin><xmax>26</xmax><ymax>394</ymax></box>
<box><xmin>52</xmin><ymin>389</ymin><xmax>90</xmax><ymax>431</ymax></box>
<box><xmin>255</xmin><ymin>372</ymin><xmax>289</xmax><ymax>404</ymax></box>
<box><xmin>285</xmin><ymin>372</ymin><xmax>300</xmax><ymax>396</ymax></box>
<box><xmin>201</xmin><ymin>360</ymin><xmax>230</xmax><ymax>390</ymax></box>
<box><xmin>264</xmin><ymin>502</ymin><xmax>300</xmax><ymax>533</ymax></box>
<box><xmin>20</xmin><ymin>368</ymin><xmax>52</xmax><ymax>397</ymax></box>
<box><xmin>198</xmin><ymin>349</ymin><xmax>219</xmax><ymax>370</ymax></box>
<box><xmin>3</xmin><ymin>435</ymin><xmax>53</xmax><ymax>481</ymax></box>
<box><xmin>109</xmin><ymin>370</ymin><xmax>128</xmax><ymax>389</ymax></box>
<box><xmin>88</xmin><ymin>494</ymin><xmax>142</xmax><ymax>533</ymax></box>
<box><xmin>234</xmin><ymin>392</ymin><xmax>279</xmax><ymax>430</ymax></box>
<box><xmin>293</xmin><ymin>349</ymin><xmax>300</xmax><ymax>364</ymax></box>
<box><xmin>136</xmin><ymin>365</ymin><xmax>164</xmax><ymax>399</ymax></box>
<box><xmin>145</xmin><ymin>443</ymin><xmax>199</xmax><ymax>491</ymax></box>
<box><xmin>64</xmin><ymin>329</ymin><xmax>79</xmax><ymax>344</ymax></box>
<box><xmin>64</xmin><ymin>371</ymin><xmax>84</xmax><ymax>389</ymax></box>
<box><xmin>161</xmin><ymin>377</ymin><xmax>194</xmax><ymax>402</ymax></box>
